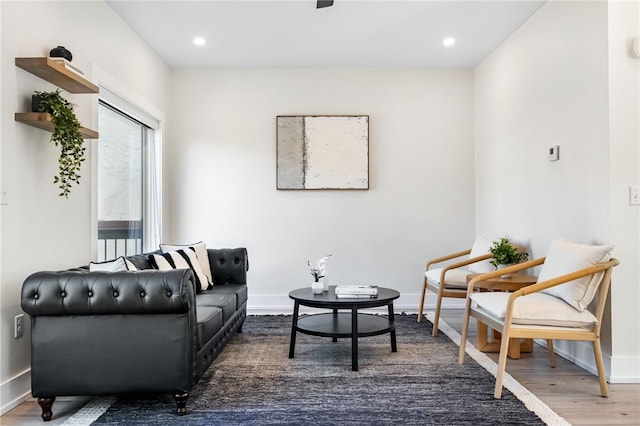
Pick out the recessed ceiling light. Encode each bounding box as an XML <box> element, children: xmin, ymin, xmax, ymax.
<box><xmin>193</xmin><ymin>37</ymin><xmax>206</xmax><ymax>47</ymax></box>
<box><xmin>443</xmin><ymin>37</ymin><xmax>456</xmax><ymax>47</ymax></box>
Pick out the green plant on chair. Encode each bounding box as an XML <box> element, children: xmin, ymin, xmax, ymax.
<box><xmin>489</xmin><ymin>237</ymin><xmax>529</xmax><ymax>268</ymax></box>
<box><xmin>33</xmin><ymin>89</ymin><xmax>85</xmax><ymax>198</ymax></box>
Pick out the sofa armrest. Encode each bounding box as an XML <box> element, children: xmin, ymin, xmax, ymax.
<box><xmin>207</xmin><ymin>248</ymin><xmax>249</xmax><ymax>285</ymax></box>
<box><xmin>21</xmin><ymin>269</ymin><xmax>195</xmax><ymax>316</ymax></box>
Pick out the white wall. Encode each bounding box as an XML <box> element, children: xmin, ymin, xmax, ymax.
<box><xmin>475</xmin><ymin>0</ymin><xmax>639</xmax><ymax>381</ymax></box>
<box><xmin>0</xmin><ymin>1</ymin><xmax>171</xmax><ymax>413</ymax></box>
<box><xmin>2</xmin><ymin>0</ymin><xmax>636</xmax><ymax>414</ymax></box>
<box><xmin>167</xmin><ymin>69</ymin><xmax>476</xmax><ymax>313</ymax></box>
<box><xmin>607</xmin><ymin>0</ymin><xmax>640</xmax><ymax>381</ymax></box>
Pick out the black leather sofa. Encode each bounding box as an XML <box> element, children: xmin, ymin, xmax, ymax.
<box><xmin>20</xmin><ymin>247</ymin><xmax>248</xmax><ymax>422</ymax></box>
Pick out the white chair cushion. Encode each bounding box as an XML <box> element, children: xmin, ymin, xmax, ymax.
<box><xmin>425</xmin><ymin>267</ymin><xmax>469</xmax><ymax>289</ymax></box>
<box><xmin>471</xmin><ymin>291</ymin><xmax>598</xmax><ymax>327</ymax></box>
<box><xmin>538</xmin><ymin>238</ymin><xmax>614</xmax><ymax>311</ymax></box>
<box><xmin>468</xmin><ymin>234</ymin><xmax>495</xmax><ymax>274</ymax></box>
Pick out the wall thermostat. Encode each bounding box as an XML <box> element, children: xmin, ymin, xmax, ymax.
<box><xmin>633</xmin><ymin>37</ymin><xmax>640</xmax><ymax>58</ymax></box>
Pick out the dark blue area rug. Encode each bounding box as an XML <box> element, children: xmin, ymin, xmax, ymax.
<box><xmin>88</xmin><ymin>314</ymin><xmax>558</xmax><ymax>425</ymax></box>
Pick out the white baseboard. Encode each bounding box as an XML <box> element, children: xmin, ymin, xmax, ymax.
<box><xmin>609</xmin><ymin>357</ymin><xmax>640</xmax><ymax>383</ymax></box>
<box><xmin>536</xmin><ymin>340</ymin><xmax>640</xmax><ymax>384</ymax></box>
<box><xmin>0</xmin><ymin>368</ymin><xmax>31</xmax><ymax>416</ymax></box>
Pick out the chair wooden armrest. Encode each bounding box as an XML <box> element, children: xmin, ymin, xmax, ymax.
<box><xmin>514</xmin><ymin>258</ymin><xmax>619</xmax><ymax>297</ymax></box>
<box><xmin>427</xmin><ymin>252</ymin><xmax>493</xmax><ymax>275</ymax></box>
<box><xmin>443</xmin><ymin>252</ymin><xmax>493</xmax><ymax>270</ymax></box>
<box><xmin>420</xmin><ymin>249</ymin><xmax>493</xmax><ymax>332</ymax></box>
<box><xmin>425</xmin><ymin>249</ymin><xmax>471</xmax><ymax>270</ymax></box>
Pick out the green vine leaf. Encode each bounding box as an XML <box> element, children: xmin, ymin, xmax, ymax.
<box><xmin>34</xmin><ymin>89</ymin><xmax>85</xmax><ymax>198</ymax></box>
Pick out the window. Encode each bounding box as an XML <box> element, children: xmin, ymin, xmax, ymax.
<box><xmin>96</xmin><ymin>92</ymin><xmax>161</xmax><ymax>261</ymax></box>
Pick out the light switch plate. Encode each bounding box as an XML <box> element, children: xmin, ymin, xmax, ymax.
<box><xmin>548</xmin><ymin>145</ymin><xmax>559</xmax><ymax>162</ymax></box>
<box><xmin>15</xmin><ymin>314</ymin><xmax>24</xmax><ymax>339</ymax></box>
<box><xmin>630</xmin><ymin>186</ymin><xmax>640</xmax><ymax>206</ymax></box>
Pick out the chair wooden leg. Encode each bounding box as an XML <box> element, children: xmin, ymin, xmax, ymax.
<box><xmin>417</xmin><ymin>278</ymin><xmax>428</xmax><ymax>323</ymax></box>
<box><xmin>593</xmin><ymin>337</ymin><xmax>609</xmax><ymax>397</ymax></box>
<box><xmin>431</xmin><ymin>293</ymin><xmax>443</xmax><ymax>337</ymax></box>
<box><xmin>494</xmin><ymin>327</ymin><xmax>511</xmax><ymax>399</ymax></box>
<box><xmin>458</xmin><ymin>297</ymin><xmax>473</xmax><ymax>364</ymax></box>
<box><xmin>547</xmin><ymin>339</ymin><xmax>556</xmax><ymax>368</ymax></box>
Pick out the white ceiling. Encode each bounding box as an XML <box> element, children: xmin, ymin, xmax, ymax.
<box><xmin>106</xmin><ymin>0</ymin><xmax>545</xmax><ymax>68</ymax></box>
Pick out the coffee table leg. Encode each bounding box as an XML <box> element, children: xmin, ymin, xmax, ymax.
<box><xmin>289</xmin><ymin>301</ymin><xmax>300</xmax><ymax>358</ymax></box>
<box><xmin>351</xmin><ymin>307</ymin><xmax>358</xmax><ymax>371</ymax></box>
<box><xmin>332</xmin><ymin>308</ymin><xmax>338</xmax><ymax>342</ymax></box>
<box><xmin>388</xmin><ymin>302</ymin><xmax>397</xmax><ymax>352</ymax></box>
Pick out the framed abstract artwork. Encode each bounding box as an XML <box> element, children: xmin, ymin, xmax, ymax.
<box><xmin>276</xmin><ymin>115</ymin><xmax>369</xmax><ymax>190</ymax></box>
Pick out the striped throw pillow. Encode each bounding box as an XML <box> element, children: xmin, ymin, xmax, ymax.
<box><xmin>160</xmin><ymin>242</ymin><xmax>213</xmax><ymax>285</ymax></box>
<box><xmin>149</xmin><ymin>248</ymin><xmax>211</xmax><ymax>292</ymax></box>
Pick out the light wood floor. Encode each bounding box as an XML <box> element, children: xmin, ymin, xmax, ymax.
<box><xmin>2</xmin><ymin>309</ymin><xmax>638</xmax><ymax>425</ymax></box>
<box><xmin>440</xmin><ymin>308</ymin><xmax>640</xmax><ymax>425</ymax></box>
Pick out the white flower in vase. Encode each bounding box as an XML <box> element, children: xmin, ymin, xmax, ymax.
<box><xmin>308</xmin><ymin>254</ymin><xmax>332</xmax><ymax>291</ymax></box>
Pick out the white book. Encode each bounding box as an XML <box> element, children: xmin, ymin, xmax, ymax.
<box><xmin>335</xmin><ymin>285</ymin><xmax>378</xmax><ymax>296</ymax></box>
<box><xmin>335</xmin><ymin>293</ymin><xmax>378</xmax><ymax>299</ymax></box>
<box><xmin>50</xmin><ymin>58</ymin><xmax>84</xmax><ymax>76</ymax></box>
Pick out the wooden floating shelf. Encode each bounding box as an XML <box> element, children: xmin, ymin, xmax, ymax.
<box><xmin>15</xmin><ymin>57</ymin><xmax>99</xmax><ymax>94</ymax></box>
<box><xmin>15</xmin><ymin>112</ymin><xmax>99</xmax><ymax>139</ymax></box>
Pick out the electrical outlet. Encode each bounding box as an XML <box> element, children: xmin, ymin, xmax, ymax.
<box><xmin>630</xmin><ymin>186</ymin><xmax>640</xmax><ymax>206</ymax></box>
<box><xmin>14</xmin><ymin>314</ymin><xmax>24</xmax><ymax>339</ymax></box>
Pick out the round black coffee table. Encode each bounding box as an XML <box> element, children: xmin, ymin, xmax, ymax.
<box><xmin>288</xmin><ymin>285</ymin><xmax>400</xmax><ymax>371</ymax></box>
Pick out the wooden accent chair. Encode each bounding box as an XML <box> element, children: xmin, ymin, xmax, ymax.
<box><xmin>418</xmin><ymin>235</ymin><xmax>494</xmax><ymax>336</ymax></box>
<box><xmin>458</xmin><ymin>238</ymin><xmax>618</xmax><ymax>399</ymax></box>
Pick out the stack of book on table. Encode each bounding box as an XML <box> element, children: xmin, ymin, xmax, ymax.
<box><xmin>335</xmin><ymin>285</ymin><xmax>379</xmax><ymax>299</ymax></box>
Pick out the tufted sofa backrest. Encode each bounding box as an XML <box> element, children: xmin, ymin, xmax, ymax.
<box><xmin>207</xmin><ymin>248</ymin><xmax>249</xmax><ymax>285</ymax></box>
<box><xmin>21</xmin><ymin>269</ymin><xmax>194</xmax><ymax>316</ymax></box>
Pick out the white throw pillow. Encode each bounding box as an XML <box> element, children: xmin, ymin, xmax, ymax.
<box><xmin>538</xmin><ymin>238</ymin><xmax>614</xmax><ymax>311</ymax></box>
<box><xmin>468</xmin><ymin>234</ymin><xmax>494</xmax><ymax>274</ymax></box>
<box><xmin>149</xmin><ymin>248</ymin><xmax>211</xmax><ymax>292</ymax></box>
<box><xmin>160</xmin><ymin>241</ymin><xmax>212</xmax><ymax>285</ymax></box>
<box><xmin>89</xmin><ymin>257</ymin><xmax>129</xmax><ymax>272</ymax></box>
<box><xmin>471</xmin><ymin>291</ymin><xmax>598</xmax><ymax>327</ymax></box>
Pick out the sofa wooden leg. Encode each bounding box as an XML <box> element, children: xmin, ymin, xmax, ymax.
<box><xmin>38</xmin><ymin>397</ymin><xmax>55</xmax><ymax>422</ymax></box>
<box><xmin>237</xmin><ymin>326</ymin><xmax>243</xmax><ymax>333</ymax></box>
<box><xmin>174</xmin><ymin>392</ymin><xmax>188</xmax><ymax>416</ymax></box>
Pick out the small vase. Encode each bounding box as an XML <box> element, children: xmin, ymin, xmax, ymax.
<box><xmin>49</xmin><ymin>45</ymin><xmax>72</xmax><ymax>61</ymax></box>
<box><xmin>311</xmin><ymin>281</ymin><xmax>324</xmax><ymax>294</ymax></box>
<box><xmin>31</xmin><ymin>95</ymin><xmax>48</xmax><ymax>113</ymax></box>
<box><xmin>497</xmin><ymin>264</ymin><xmax>514</xmax><ymax>278</ymax></box>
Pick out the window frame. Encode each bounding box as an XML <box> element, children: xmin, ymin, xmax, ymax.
<box><xmin>91</xmin><ymin>81</ymin><xmax>163</xmax><ymax>260</ymax></box>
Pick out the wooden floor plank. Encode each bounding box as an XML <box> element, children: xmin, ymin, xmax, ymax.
<box><xmin>441</xmin><ymin>308</ymin><xmax>640</xmax><ymax>425</ymax></box>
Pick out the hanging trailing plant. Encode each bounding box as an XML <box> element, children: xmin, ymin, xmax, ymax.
<box><xmin>33</xmin><ymin>89</ymin><xmax>86</xmax><ymax>198</ymax></box>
